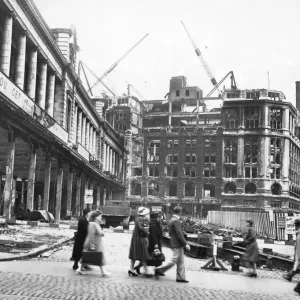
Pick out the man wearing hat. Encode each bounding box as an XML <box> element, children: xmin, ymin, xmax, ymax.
<box><xmin>284</xmin><ymin>219</ymin><xmax>300</xmax><ymax>293</ymax></box>
<box><xmin>154</xmin><ymin>206</ymin><xmax>190</xmax><ymax>282</ymax></box>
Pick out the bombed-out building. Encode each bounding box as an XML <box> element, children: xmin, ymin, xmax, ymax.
<box><xmin>127</xmin><ymin>76</ymin><xmax>300</xmax><ymax>217</ymax></box>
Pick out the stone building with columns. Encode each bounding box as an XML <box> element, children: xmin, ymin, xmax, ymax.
<box><xmin>0</xmin><ymin>0</ymin><xmax>127</xmax><ymax>221</ymax></box>
<box><xmin>136</xmin><ymin>76</ymin><xmax>300</xmax><ymax>217</ymax></box>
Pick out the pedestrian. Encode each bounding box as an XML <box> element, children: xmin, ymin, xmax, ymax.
<box><xmin>71</xmin><ymin>207</ymin><xmax>90</xmax><ymax>270</ymax></box>
<box><xmin>284</xmin><ymin>219</ymin><xmax>300</xmax><ymax>285</ymax></box>
<box><xmin>243</xmin><ymin>219</ymin><xmax>259</xmax><ymax>277</ymax></box>
<box><xmin>128</xmin><ymin>207</ymin><xmax>152</xmax><ymax>277</ymax></box>
<box><xmin>154</xmin><ymin>206</ymin><xmax>191</xmax><ymax>283</ymax></box>
<box><xmin>76</xmin><ymin>210</ymin><xmax>110</xmax><ymax>277</ymax></box>
<box><xmin>134</xmin><ymin>211</ymin><xmax>164</xmax><ymax>274</ymax></box>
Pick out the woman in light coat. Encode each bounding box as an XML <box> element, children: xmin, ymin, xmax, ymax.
<box><xmin>76</xmin><ymin>210</ymin><xmax>109</xmax><ymax>277</ymax></box>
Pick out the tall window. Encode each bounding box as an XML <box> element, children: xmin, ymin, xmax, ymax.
<box><xmin>185</xmin><ymin>166</ymin><xmax>196</xmax><ymax>177</ymax></box>
<box><xmin>166</xmin><ymin>153</ymin><xmax>178</xmax><ymax>164</ymax></box>
<box><xmin>270</xmin><ymin>138</ymin><xmax>282</xmax><ymax>179</ymax></box>
<box><xmin>167</xmin><ymin>140</ymin><xmax>179</xmax><ymax>148</ymax></box>
<box><xmin>224</xmin><ymin>108</ymin><xmax>238</xmax><ymax>129</ymax></box>
<box><xmin>224</xmin><ymin>139</ymin><xmax>237</xmax><ymax>178</ymax></box>
<box><xmin>185</xmin><ymin>153</ymin><xmax>196</xmax><ymax>163</ymax></box>
<box><xmin>245</xmin><ymin>107</ymin><xmax>259</xmax><ymax>128</ymax></box>
<box><xmin>244</xmin><ymin>137</ymin><xmax>258</xmax><ymax>178</ymax></box>
<box><xmin>269</xmin><ymin>108</ymin><xmax>282</xmax><ymax>129</ymax></box>
<box><xmin>167</xmin><ymin>166</ymin><xmax>178</xmax><ymax>177</ymax></box>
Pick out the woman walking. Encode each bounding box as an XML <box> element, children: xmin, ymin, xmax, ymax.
<box><xmin>128</xmin><ymin>207</ymin><xmax>152</xmax><ymax>277</ymax></box>
<box><xmin>71</xmin><ymin>207</ymin><xmax>90</xmax><ymax>270</ymax></box>
<box><xmin>76</xmin><ymin>210</ymin><xmax>110</xmax><ymax>277</ymax></box>
<box><xmin>243</xmin><ymin>219</ymin><xmax>260</xmax><ymax>277</ymax></box>
<box><xmin>134</xmin><ymin>211</ymin><xmax>164</xmax><ymax>274</ymax></box>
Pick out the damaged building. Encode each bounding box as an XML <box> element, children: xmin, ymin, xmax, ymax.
<box><xmin>0</xmin><ymin>0</ymin><xmax>127</xmax><ymax>221</ymax></box>
<box><xmin>125</xmin><ymin>75</ymin><xmax>300</xmax><ymax>217</ymax></box>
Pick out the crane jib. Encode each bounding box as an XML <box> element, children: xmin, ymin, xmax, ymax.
<box><xmin>195</xmin><ymin>48</ymin><xmax>201</xmax><ymax>56</ymax></box>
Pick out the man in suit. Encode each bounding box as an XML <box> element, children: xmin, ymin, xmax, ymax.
<box><xmin>71</xmin><ymin>207</ymin><xmax>90</xmax><ymax>270</ymax></box>
<box><xmin>289</xmin><ymin>219</ymin><xmax>300</xmax><ymax>294</ymax></box>
<box><xmin>154</xmin><ymin>206</ymin><xmax>190</xmax><ymax>282</ymax></box>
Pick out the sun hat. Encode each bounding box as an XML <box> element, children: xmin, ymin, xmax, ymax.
<box><xmin>137</xmin><ymin>207</ymin><xmax>150</xmax><ymax>216</ymax></box>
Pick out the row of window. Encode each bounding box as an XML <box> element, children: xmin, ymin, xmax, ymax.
<box><xmin>150</xmin><ymin>139</ymin><xmax>217</xmax><ymax>148</ymax></box>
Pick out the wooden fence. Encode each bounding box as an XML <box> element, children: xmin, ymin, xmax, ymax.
<box><xmin>208</xmin><ymin>211</ymin><xmax>288</xmax><ymax>240</ymax></box>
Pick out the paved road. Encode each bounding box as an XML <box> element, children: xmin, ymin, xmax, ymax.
<box><xmin>0</xmin><ymin>232</ymin><xmax>298</xmax><ymax>300</ymax></box>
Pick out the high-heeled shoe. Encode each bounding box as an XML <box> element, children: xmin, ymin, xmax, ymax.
<box><xmin>134</xmin><ymin>266</ymin><xmax>141</xmax><ymax>275</ymax></box>
<box><xmin>128</xmin><ymin>270</ymin><xmax>138</xmax><ymax>277</ymax></box>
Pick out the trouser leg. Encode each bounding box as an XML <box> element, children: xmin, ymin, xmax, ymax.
<box><xmin>176</xmin><ymin>248</ymin><xmax>186</xmax><ymax>280</ymax></box>
<box><xmin>155</xmin><ymin>248</ymin><xmax>178</xmax><ymax>274</ymax></box>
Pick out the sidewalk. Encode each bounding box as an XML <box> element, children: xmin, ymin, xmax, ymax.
<box><xmin>0</xmin><ymin>260</ymin><xmax>297</xmax><ymax>297</ymax></box>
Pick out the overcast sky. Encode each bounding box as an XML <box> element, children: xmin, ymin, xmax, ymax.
<box><xmin>34</xmin><ymin>0</ymin><xmax>300</xmax><ymax>107</ymax></box>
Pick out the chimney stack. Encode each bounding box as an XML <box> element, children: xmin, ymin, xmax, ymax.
<box><xmin>52</xmin><ymin>28</ymin><xmax>73</xmax><ymax>62</ymax></box>
<box><xmin>296</xmin><ymin>81</ymin><xmax>300</xmax><ymax>110</ymax></box>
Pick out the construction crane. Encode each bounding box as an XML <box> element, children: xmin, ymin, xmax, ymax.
<box><xmin>127</xmin><ymin>82</ymin><xmax>146</xmax><ymax>101</ymax></box>
<box><xmin>78</xmin><ymin>61</ymin><xmax>116</xmax><ymax>97</ymax></box>
<box><xmin>88</xmin><ymin>33</ymin><xmax>149</xmax><ymax>94</ymax></box>
<box><xmin>181</xmin><ymin>21</ymin><xmax>217</xmax><ymax>87</ymax></box>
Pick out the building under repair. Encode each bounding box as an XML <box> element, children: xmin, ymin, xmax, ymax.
<box><xmin>117</xmin><ymin>75</ymin><xmax>300</xmax><ymax>223</ymax></box>
<box><xmin>0</xmin><ymin>0</ymin><xmax>127</xmax><ymax>221</ymax></box>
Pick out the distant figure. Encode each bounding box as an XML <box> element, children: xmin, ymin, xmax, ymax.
<box><xmin>243</xmin><ymin>219</ymin><xmax>259</xmax><ymax>277</ymax></box>
<box><xmin>284</xmin><ymin>219</ymin><xmax>300</xmax><ymax>292</ymax></box>
<box><xmin>71</xmin><ymin>207</ymin><xmax>90</xmax><ymax>270</ymax></box>
<box><xmin>154</xmin><ymin>206</ymin><xmax>190</xmax><ymax>283</ymax></box>
<box><xmin>128</xmin><ymin>207</ymin><xmax>152</xmax><ymax>277</ymax></box>
<box><xmin>76</xmin><ymin>210</ymin><xmax>110</xmax><ymax>277</ymax></box>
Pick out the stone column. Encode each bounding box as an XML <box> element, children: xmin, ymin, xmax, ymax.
<box><xmin>15</xmin><ymin>31</ymin><xmax>26</xmax><ymax>89</ymax></box>
<box><xmin>66</xmin><ymin>167</ymin><xmax>74</xmax><ymax>216</ymax></box>
<box><xmin>239</xmin><ymin>107</ymin><xmax>245</xmax><ymax>128</ymax></box>
<box><xmin>283</xmin><ymin>107</ymin><xmax>290</xmax><ymax>131</ymax></box>
<box><xmin>77</xmin><ymin>110</ymin><xmax>82</xmax><ymax>145</ymax></box>
<box><xmin>263</xmin><ymin>106</ymin><xmax>269</xmax><ymax>127</ymax></box>
<box><xmin>93</xmin><ymin>130</ymin><xmax>97</xmax><ymax>157</ymax></box>
<box><xmin>46</xmin><ymin>73</ymin><xmax>55</xmax><ymax>117</ymax></box>
<box><xmin>3</xmin><ymin>129</ymin><xmax>15</xmax><ymax>218</ymax></box>
<box><xmin>86</xmin><ymin>121</ymin><xmax>90</xmax><ymax>152</ymax></box>
<box><xmin>112</xmin><ymin>150</ymin><xmax>115</xmax><ymax>175</ymax></box>
<box><xmin>37</xmin><ymin>62</ymin><xmax>47</xmax><ymax>110</ymax></box>
<box><xmin>237</xmin><ymin>135</ymin><xmax>244</xmax><ymax>178</ymax></box>
<box><xmin>103</xmin><ymin>143</ymin><xmax>106</xmax><ymax>171</ymax></box>
<box><xmin>27</xmin><ymin>144</ymin><xmax>37</xmax><ymax>212</ymax></box>
<box><xmin>21</xmin><ymin>179</ymin><xmax>25</xmax><ymax>204</ymax></box>
<box><xmin>27</xmin><ymin>48</ymin><xmax>38</xmax><ymax>100</ymax></box>
<box><xmin>110</xmin><ymin>148</ymin><xmax>113</xmax><ymax>173</ymax></box>
<box><xmin>89</xmin><ymin>125</ymin><xmax>93</xmax><ymax>155</ymax></box>
<box><xmin>0</xmin><ymin>13</ymin><xmax>13</xmax><ymax>76</ymax></box>
<box><xmin>55</xmin><ymin>160</ymin><xmax>64</xmax><ymax>222</ymax></box>
<box><xmin>96</xmin><ymin>185</ymin><xmax>101</xmax><ymax>208</ymax></box>
<box><xmin>43</xmin><ymin>151</ymin><xmax>51</xmax><ymax>211</ymax></box>
<box><xmin>73</xmin><ymin>105</ymin><xmax>78</xmax><ymax>144</ymax></box>
<box><xmin>282</xmin><ymin>138</ymin><xmax>290</xmax><ymax>180</ymax></box>
<box><xmin>82</xmin><ymin>115</ymin><xmax>86</xmax><ymax>146</ymax></box>
<box><xmin>75</xmin><ymin>171</ymin><xmax>82</xmax><ymax>216</ymax></box>
<box><xmin>107</xmin><ymin>146</ymin><xmax>110</xmax><ymax>172</ymax></box>
<box><xmin>259</xmin><ymin>136</ymin><xmax>269</xmax><ymax>180</ymax></box>
<box><xmin>103</xmin><ymin>187</ymin><xmax>107</xmax><ymax>206</ymax></box>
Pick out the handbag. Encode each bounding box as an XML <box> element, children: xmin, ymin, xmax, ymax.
<box><xmin>81</xmin><ymin>250</ymin><xmax>103</xmax><ymax>266</ymax></box>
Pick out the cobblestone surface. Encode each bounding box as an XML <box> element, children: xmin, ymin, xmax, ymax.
<box><xmin>0</xmin><ymin>271</ymin><xmax>298</xmax><ymax>300</ymax></box>
<box><xmin>31</xmin><ymin>232</ymin><xmax>298</xmax><ymax>281</ymax></box>
<box><xmin>0</xmin><ymin>232</ymin><xmax>298</xmax><ymax>300</ymax></box>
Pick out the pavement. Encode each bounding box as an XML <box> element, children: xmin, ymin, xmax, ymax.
<box><xmin>0</xmin><ymin>231</ymin><xmax>299</xmax><ymax>299</ymax></box>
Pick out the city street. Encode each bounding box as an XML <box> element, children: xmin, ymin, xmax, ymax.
<box><xmin>0</xmin><ymin>232</ymin><xmax>299</xmax><ymax>300</ymax></box>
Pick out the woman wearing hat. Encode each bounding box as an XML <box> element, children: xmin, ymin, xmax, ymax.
<box><xmin>243</xmin><ymin>219</ymin><xmax>259</xmax><ymax>277</ymax></box>
<box><xmin>76</xmin><ymin>210</ymin><xmax>110</xmax><ymax>277</ymax></box>
<box><xmin>134</xmin><ymin>211</ymin><xmax>164</xmax><ymax>274</ymax></box>
<box><xmin>128</xmin><ymin>207</ymin><xmax>152</xmax><ymax>277</ymax></box>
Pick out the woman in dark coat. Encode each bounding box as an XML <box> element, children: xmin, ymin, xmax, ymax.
<box><xmin>71</xmin><ymin>207</ymin><xmax>90</xmax><ymax>270</ymax></box>
<box><xmin>135</xmin><ymin>212</ymin><xmax>164</xmax><ymax>274</ymax></box>
<box><xmin>128</xmin><ymin>207</ymin><xmax>151</xmax><ymax>277</ymax></box>
<box><xmin>243</xmin><ymin>219</ymin><xmax>260</xmax><ymax>277</ymax></box>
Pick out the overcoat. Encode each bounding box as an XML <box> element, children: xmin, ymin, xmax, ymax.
<box><xmin>71</xmin><ymin>216</ymin><xmax>89</xmax><ymax>261</ymax></box>
<box><xmin>148</xmin><ymin>219</ymin><xmax>163</xmax><ymax>254</ymax></box>
<box><xmin>244</xmin><ymin>226</ymin><xmax>260</xmax><ymax>263</ymax></box>
<box><xmin>129</xmin><ymin>217</ymin><xmax>151</xmax><ymax>261</ymax></box>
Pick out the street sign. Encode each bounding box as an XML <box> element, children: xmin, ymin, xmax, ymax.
<box><xmin>152</xmin><ymin>206</ymin><xmax>162</xmax><ymax>212</ymax></box>
<box><xmin>84</xmin><ymin>189</ymin><xmax>93</xmax><ymax>204</ymax></box>
<box><xmin>285</xmin><ymin>216</ymin><xmax>295</xmax><ymax>235</ymax></box>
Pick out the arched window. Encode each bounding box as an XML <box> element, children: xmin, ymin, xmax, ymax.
<box><xmin>271</xmin><ymin>183</ymin><xmax>281</xmax><ymax>195</ymax></box>
<box><xmin>225</xmin><ymin>182</ymin><xmax>236</xmax><ymax>194</ymax></box>
<box><xmin>168</xmin><ymin>181</ymin><xmax>177</xmax><ymax>197</ymax></box>
<box><xmin>245</xmin><ymin>182</ymin><xmax>257</xmax><ymax>194</ymax></box>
